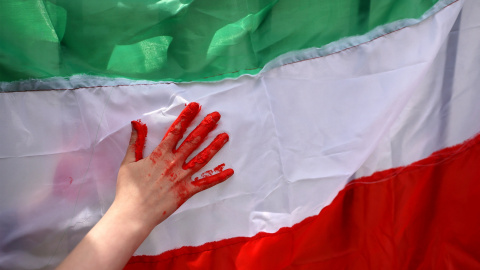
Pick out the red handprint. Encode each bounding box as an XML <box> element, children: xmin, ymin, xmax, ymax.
<box><xmin>115</xmin><ymin>102</ymin><xmax>234</xmax><ymax>228</ymax></box>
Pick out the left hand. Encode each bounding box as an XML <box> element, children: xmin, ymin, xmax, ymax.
<box><xmin>113</xmin><ymin>102</ymin><xmax>234</xmax><ymax>231</ymax></box>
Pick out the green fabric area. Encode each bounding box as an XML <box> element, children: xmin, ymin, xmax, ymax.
<box><xmin>0</xmin><ymin>0</ymin><xmax>438</xmax><ymax>83</ymax></box>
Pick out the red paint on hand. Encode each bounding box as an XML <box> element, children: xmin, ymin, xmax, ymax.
<box><xmin>214</xmin><ymin>164</ymin><xmax>226</xmax><ymax>173</ymax></box>
<box><xmin>192</xmin><ymin>169</ymin><xmax>234</xmax><ymax>187</ymax></box>
<box><xmin>162</xmin><ymin>102</ymin><xmax>200</xmax><ymax>142</ymax></box>
<box><xmin>184</xmin><ymin>133</ymin><xmax>229</xmax><ymax>170</ymax></box>
<box><xmin>184</xmin><ymin>112</ymin><xmax>221</xmax><ymax>143</ymax></box>
<box><xmin>121</xmin><ymin>103</ymin><xmax>234</xmax><ymax>227</ymax></box>
<box><xmin>197</xmin><ymin>163</ymin><xmax>226</xmax><ymax>180</ymax></box>
<box><xmin>131</xmin><ymin>120</ymin><xmax>148</xmax><ymax>161</ymax></box>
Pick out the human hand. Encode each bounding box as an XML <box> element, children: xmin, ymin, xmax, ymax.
<box><xmin>112</xmin><ymin>102</ymin><xmax>234</xmax><ymax>231</ymax></box>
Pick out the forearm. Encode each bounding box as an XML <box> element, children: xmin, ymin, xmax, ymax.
<box><xmin>56</xmin><ymin>203</ymin><xmax>152</xmax><ymax>270</ymax></box>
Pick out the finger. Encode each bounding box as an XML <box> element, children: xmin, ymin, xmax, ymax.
<box><xmin>190</xmin><ymin>169</ymin><xmax>234</xmax><ymax>193</ymax></box>
<box><xmin>176</xmin><ymin>112</ymin><xmax>221</xmax><ymax>160</ymax></box>
<box><xmin>160</xmin><ymin>102</ymin><xmax>200</xmax><ymax>152</ymax></box>
<box><xmin>131</xmin><ymin>120</ymin><xmax>148</xmax><ymax>162</ymax></box>
<box><xmin>182</xmin><ymin>133</ymin><xmax>229</xmax><ymax>171</ymax></box>
<box><xmin>122</xmin><ymin>120</ymin><xmax>148</xmax><ymax>163</ymax></box>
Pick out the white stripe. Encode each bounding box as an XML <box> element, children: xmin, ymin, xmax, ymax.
<box><xmin>1</xmin><ymin>0</ymin><xmax>480</xmax><ymax>267</ymax></box>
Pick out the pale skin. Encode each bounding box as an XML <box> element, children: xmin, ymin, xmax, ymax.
<box><xmin>56</xmin><ymin>103</ymin><xmax>234</xmax><ymax>270</ymax></box>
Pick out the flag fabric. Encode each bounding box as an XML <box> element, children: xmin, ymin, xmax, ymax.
<box><xmin>1</xmin><ymin>0</ymin><xmax>480</xmax><ymax>269</ymax></box>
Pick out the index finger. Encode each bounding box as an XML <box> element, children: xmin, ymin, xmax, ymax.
<box><xmin>160</xmin><ymin>102</ymin><xmax>201</xmax><ymax>153</ymax></box>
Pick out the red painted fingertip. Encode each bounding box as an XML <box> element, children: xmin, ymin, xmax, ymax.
<box><xmin>225</xmin><ymin>168</ymin><xmax>234</xmax><ymax>177</ymax></box>
<box><xmin>198</xmin><ymin>112</ymin><xmax>221</xmax><ymax>129</ymax></box>
<box><xmin>206</xmin><ymin>133</ymin><xmax>229</xmax><ymax>152</ymax></box>
<box><xmin>210</xmin><ymin>111</ymin><xmax>221</xmax><ymax>122</ymax></box>
<box><xmin>162</xmin><ymin>102</ymin><xmax>201</xmax><ymax>141</ymax></box>
<box><xmin>207</xmin><ymin>112</ymin><xmax>221</xmax><ymax>131</ymax></box>
<box><xmin>178</xmin><ymin>102</ymin><xmax>201</xmax><ymax>125</ymax></box>
<box><xmin>217</xmin><ymin>133</ymin><xmax>229</xmax><ymax>144</ymax></box>
<box><xmin>181</xmin><ymin>113</ymin><xmax>222</xmax><ymax>147</ymax></box>
<box><xmin>186</xmin><ymin>102</ymin><xmax>200</xmax><ymax>113</ymax></box>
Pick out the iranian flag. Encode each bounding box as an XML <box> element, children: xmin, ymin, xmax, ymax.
<box><xmin>1</xmin><ymin>0</ymin><xmax>480</xmax><ymax>269</ymax></box>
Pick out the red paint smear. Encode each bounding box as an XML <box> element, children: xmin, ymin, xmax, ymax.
<box><xmin>200</xmin><ymin>170</ymin><xmax>214</xmax><ymax>178</ymax></box>
<box><xmin>162</xmin><ymin>102</ymin><xmax>200</xmax><ymax>142</ymax></box>
<box><xmin>174</xmin><ymin>181</ymin><xmax>191</xmax><ymax>207</ymax></box>
<box><xmin>196</xmin><ymin>163</ymin><xmax>226</xmax><ymax>181</ymax></box>
<box><xmin>214</xmin><ymin>163</ymin><xmax>225</xmax><ymax>173</ymax></box>
<box><xmin>192</xmin><ymin>169</ymin><xmax>234</xmax><ymax>187</ymax></box>
<box><xmin>184</xmin><ymin>133</ymin><xmax>229</xmax><ymax>170</ymax></box>
<box><xmin>149</xmin><ymin>150</ymin><xmax>162</xmax><ymax>164</ymax></box>
<box><xmin>127</xmin><ymin>133</ymin><xmax>480</xmax><ymax>269</ymax></box>
<box><xmin>213</xmin><ymin>163</ymin><xmax>225</xmax><ymax>173</ymax></box>
<box><xmin>131</xmin><ymin>120</ymin><xmax>148</xmax><ymax>161</ymax></box>
<box><xmin>169</xmin><ymin>173</ymin><xmax>177</xmax><ymax>181</ymax></box>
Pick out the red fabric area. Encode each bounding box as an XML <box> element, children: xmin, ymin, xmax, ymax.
<box><xmin>126</xmin><ymin>133</ymin><xmax>480</xmax><ymax>269</ymax></box>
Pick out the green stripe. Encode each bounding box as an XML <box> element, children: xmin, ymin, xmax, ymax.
<box><xmin>0</xmin><ymin>0</ymin><xmax>438</xmax><ymax>83</ymax></box>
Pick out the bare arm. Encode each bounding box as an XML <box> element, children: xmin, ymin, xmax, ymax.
<box><xmin>56</xmin><ymin>102</ymin><xmax>234</xmax><ymax>270</ymax></box>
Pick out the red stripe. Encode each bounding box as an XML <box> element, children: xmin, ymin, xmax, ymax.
<box><xmin>126</xmin><ymin>133</ymin><xmax>480</xmax><ymax>269</ymax></box>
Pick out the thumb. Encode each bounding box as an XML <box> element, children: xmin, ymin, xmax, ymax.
<box><xmin>122</xmin><ymin>120</ymin><xmax>147</xmax><ymax>164</ymax></box>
